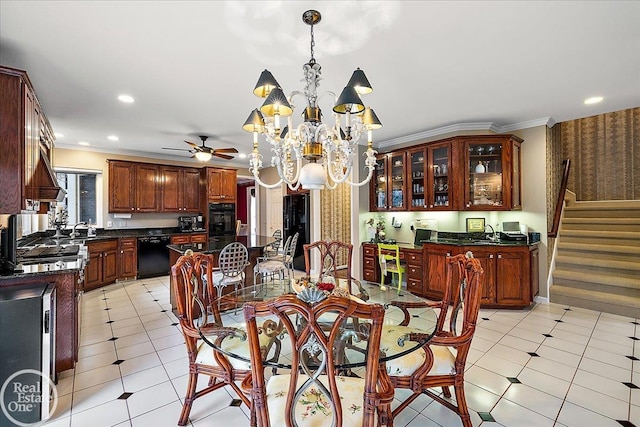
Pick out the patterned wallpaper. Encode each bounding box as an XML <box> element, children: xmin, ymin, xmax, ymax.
<box><xmin>320</xmin><ymin>182</ymin><xmax>351</xmax><ymax>266</ymax></box>
<box><xmin>557</xmin><ymin>107</ymin><xmax>640</xmax><ymax>201</ymax></box>
<box><xmin>547</xmin><ymin>125</ymin><xmax>563</xmax><ymax>268</ymax></box>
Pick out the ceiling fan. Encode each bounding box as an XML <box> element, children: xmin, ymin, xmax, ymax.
<box><xmin>162</xmin><ymin>135</ymin><xmax>238</xmax><ymax>161</ymax></box>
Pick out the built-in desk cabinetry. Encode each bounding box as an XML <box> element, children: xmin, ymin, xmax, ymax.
<box><xmin>362</xmin><ymin>242</ymin><xmax>538</xmax><ymax>309</ymax></box>
<box><xmin>370</xmin><ymin>135</ymin><xmax>523</xmax><ymax>212</ymax></box>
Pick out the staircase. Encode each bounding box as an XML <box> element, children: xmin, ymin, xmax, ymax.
<box><xmin>550</xmin><ymin>197</ymin><xmax>640</xmax><ymax>317</ymax></box>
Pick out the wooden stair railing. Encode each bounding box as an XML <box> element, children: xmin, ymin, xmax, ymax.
<box><xmin>548</xmin><ymin>159</ymin><xmax>571</xmax><ymax>238</ymax></box>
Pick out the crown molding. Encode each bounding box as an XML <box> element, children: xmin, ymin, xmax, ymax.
<box><xmin>375</xmin><ymin>117</ymin><xmax>556</xmax><ymax>150</ymax></box>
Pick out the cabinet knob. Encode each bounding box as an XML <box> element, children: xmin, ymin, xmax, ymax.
<box><xmin>131</xmin><ymin>208</ymin><xmax>134</xmax><ymax>211</ymax></box>
<box><xmin>498</xmin><ymin>254</ymin><xmax>502</xmax><ymax>259</ymax></box>
<box><xmin>447</xmin><ymin>252</ymin><xmax>451</xmax><ymax>256</ymax></box>
<box><xmin>489</xmin><ymin>254</ymin><xmax>494</xmax><ymax>259</ymax></box>
<box><xmin>121</xmin><ymin>250</ymin><xmax>124</xmax><ymax>254</ymax></box>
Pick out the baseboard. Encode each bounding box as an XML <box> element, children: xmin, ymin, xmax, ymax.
<box><xmin>534</xmin><ymin>295</ymin><xmax>549</xmax><ymax>304</ymax></box>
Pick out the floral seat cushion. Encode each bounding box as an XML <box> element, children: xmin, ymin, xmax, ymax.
<box><xmin>265</xmin><ymin>374</ymin><xmax>368</xmax><ymax>426</ymax></box>
<box><xmin>212</xmin><ymin>271</ymin><xmax>244</xmax><ymax>286</ymax></box>
<box><xmin>381</xmin><ymin>325</ymin><xmax>456</xmax><ymax>376</ymax></box>
<box><xmin>255</xmin><ymin>260</ymin><xmax>286</xmax><ymax>274</ymax></box>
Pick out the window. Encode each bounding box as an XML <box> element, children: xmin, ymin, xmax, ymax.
<box><xmin>55</xmin><ymin>170</ymin><xmax>100</xmax><ymax>226</ymax></box>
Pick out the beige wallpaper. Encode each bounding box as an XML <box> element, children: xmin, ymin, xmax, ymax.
<box><xmin>320</xmin><ymin>182</ymin><xmax>351</xmax><ymax>266</ymax></box>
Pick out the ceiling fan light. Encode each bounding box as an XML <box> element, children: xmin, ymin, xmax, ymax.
<box><xmin>194</xmin><ymin>151</ymin><xmax>212</xmax><ymax>162</ymax></box>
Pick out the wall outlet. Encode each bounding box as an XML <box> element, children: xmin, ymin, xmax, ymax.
<box><xmin>107</xmin><ymin>221</ymin><xmax>113</xmax><ymax>228</ymax></box>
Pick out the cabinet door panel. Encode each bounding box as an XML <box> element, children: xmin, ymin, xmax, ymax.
<box><xmin>85</xmin><ymin>252</ymin><xmax>102</xmax><ymax>290</ymax></box>
<box><xmin>103</xmin><ymin>250</ymin><xmax>118</xmax><ymax>284</ymax></box>
<box><xmin>161</xmin><ymin>166</ymin><xmax>181</xmax><ymax>212</ymax></box>
<box><xmin>470</xmin><ymin>249</ymin><xmax>497</xmax><ymax>305</ymax></box>
<box><xmin>496</xmin><ymin>252</ymin><xmax>526</xmax><ymax>305</ymax></box>
<box><xmin>182</xmin><ymin>168</ymin><xmax>201</xmax><ymax>211</ymax></box>
<box><xmin>135</xmin><ymin>164</ymin><xmax>159</xmax><ymax>212</ymax></box>
<box><xmin>425</xmin><ymin>246</ymin><xmax>455</xmax><ymax>300</ymax></box>
<box><xmin>109</xmin><ymin>162</ymin><xmax>135</xmax><ymax>212</ymax></box>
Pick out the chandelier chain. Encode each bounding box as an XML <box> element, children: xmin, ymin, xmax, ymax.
<box><xmin>309</xmin><ymin>24</ymin><xmax>315</xmax><ymax>63</ymax></box>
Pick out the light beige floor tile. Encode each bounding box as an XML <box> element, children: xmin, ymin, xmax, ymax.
<box><xmin>464</xmin><ymin>365</ymin><xmax>512</xmax><ymax>396</ymax></box>
<box><xmin>474</xmin><ymin>352</ymin><xmax>525</xmax><ymax>377</ymax></box>
<box><xmin>517</xmin><ymin>367</ymin><xmax>571</xmax><ymax>399</ymax></box>
<box><xmin>130</xmin><ymin>400</ymin><xmax>184</xmax><ymax>427</ymax></box>
<box><xmin>578</xmin><ymin>357</ymin><xmax>633</xmax><ymax>383</ymax></box>
<box><xmin>116</xmin><ymin>341</ymin><xmax>157</xmax><ymax>360</ymax></box>
<box><xmin>502</xmin><ymin>383</ymin><xmax>563</xmax><ymax>419</ymax></box>
<box><xmin>482</xmin><ymin>343</ymin><xmax>532</xmax><ymax>366</ymax></box>
<box><xmin>78</xmin><ymin>340</ymin><xmax>115</xmax><ymax>359</ymax></box>
<box><xmin>572</xmin><ymin>368</ymin><xmax>632</xmax><ymax>402</ymax></box>
<box><xmin>114</xmin><ymin>332</ymin><xmax>151</xmax><ymax>349</ymax></box>
<box><xmin>556</xmin><ymin>401</ymin><xmax>623</xmax><ymax>427</ymax></box>
<box><xmin>71</xmin><ymin>378</ymin><xmax>124</xmax><ymax>414</ymax></box>
<box><xmin>192</xmin><ymin>405</ymin><xmax>249</xmax><ymax>426</ymax></box>
<box><xmin>122</xmin><ymin>365</ymin><xmax>170</xmax><ymax>393</ymax></box>
<box><xmin>535</xmin><ymin>344</ymin><xmax>582</xmax><ymax>367</ymax></box>
<box><xmin>126</xmin><ymin>380</ymin><xmax>180</xmax><ymax>418</ymax></box>
<box><xmin>119</xmin><ymin>351</ymin><xmax>163</xmax><ymax>377</ymax></box>
<box><xmin>70</xmin><ymin>399</ymin><xmax>129</xmax><ymax>427</ymax></box>
<box><xmin>583</xmin><ymin>346</ymin><xmax>634</xmax><ymax>370</ymax></box>
<box><xmin>75</xmin><ymin>350</ymin><xmax>118</xmax><ymax>373</ymax></box>
<box><xmin>490</xmin><ymin>398</ymin><xmax>557</xmax><ymax>427</ymax></box>
<box><xmin>525</xmin><ymin>357</ymin><xmax>577</xmax><ymax>382</ymax></box>
<box><xmin>405</xmin><ymin>413</ymin><xmax>442</xmax><ymax>427</ymax></box>
<box><xmin>73</xmin><ymin>364</ymin><xmax>122</xmax><ymax>391</ymax></box>
<box><xmin>565</xmin><ymin>383</ymin><xmax>630</xmax><ymax>420</ymax></box>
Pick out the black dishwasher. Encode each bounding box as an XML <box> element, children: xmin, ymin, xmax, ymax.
<box><xmin>137</xmin><ymin>235</ymin><xmax>171</xmax><ymax>278</ymax></box>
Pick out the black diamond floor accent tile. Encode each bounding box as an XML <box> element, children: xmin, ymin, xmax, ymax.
<box><xmin>229</xmin><ymin>399</ymin><xmax>243</xmax><ymax>407</ymax></box>
<box><xmin>543</xmin><ymin>333</ymin><xmax>553</xmax><ymax>337</ymax></box>
<box><xmin>112</xmin><ymin>359</ymin><xmax>124</xmax><ymax>365</ymax></box>
<box><xmin>631</xmin><ymin>321</ymin><xmax>640</xmax><ymax>325</ymax></box>
<box><xmin>102</xmin><ymin>297</ymin><xmax>108</xmax><ymax>300</ymax></box>
<box><xmin>108</xmin><ymin>337</ymin><xmax>119</xmax><ymax>341</ymax></box>
<box><xmin>104</xmin><ymin>308</ymin><xmax>111</xmax><ymax>311</ymax></box>
<box><xmin>622</xmin><ymin>382</ymin><xmax>639</xmax><ymax>389</ymax></box>
<box><xmin>106</xmin><ymin>320</ymin><xmax>114</xmax><ymax>324</ymax></box>
<box><xmin>118</xmin><ymin>392</ymin><xmax>133</xmax><ymax>400</ymax></box>
<box><xmin>626</xmin><ymin>355</ymin><xmax>639</xmax><ymax>361</ymax></box>
<box><xmin>153</xmin><ymin>299</ymin><xmax>159</xmax><ymax>302</ymax></box>
<box><xmin>629</xmin><ymin>336</ymin><xmax>639</xmax><ymax>341</ymax></box>
<box><xmin>160</xmin><ymin>309</ymin><xmax>167</xmax><ymax>312</ymax></box>
<box><xmin>171</xmin><ymin>322</ymin><xmax>179</xmax><ymax>326</ymax></box>
<box><xmin>527</xmin><ymin>352</ymin><xmax>540</xmax><ymax>357</ymax></box>
<box><xmin>147</xmin><ymin>290</ymin><xmax>152</xmax><ymax>293</ymax></box>
<box><xmin>507</xmin><ymin>377</ymin><xmax>521</xmax><ymax>383</ymax></box>
<box><xmin>617</xmin><ymin>420</ymin><xmax>637</xmax><ymax>427</ymax></box>
<box><xmin>412</xmin><ymin>314</ymin><xmax>419</xmax><ymax>318</ymax></box>
<box><xmin>564</xmin><ymin>307</ymin><xmax>572</xmax><ymax>311</ymax></box>
<box><xmin>482</xmin><ymin>317</ymin><xmax>490</xmax><ymax>320</ymax></box>
<box><xmin>554</xmin><ymin>319</ymin><xmax>564</xmax><ymax>323</ymax></box>
<box><xmin>478</xmin><ymin>412</ymin><xmax>495</xmax><ymax>422</ymax></box>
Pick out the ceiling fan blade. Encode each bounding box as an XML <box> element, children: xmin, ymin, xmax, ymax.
<box><xmin>213</xmin><ymin>147</ymin><xmax>239</xmax><ymax>153</ymax></box>
<box><xmin>162</xmin><ymin>147</ymin><xmax>192</xmax><ymax>152</ymax></box>
<box><xmin>184</xmin><ymin>140</ymin><xmax>199</xmax><ymax>148</ymax></box>
<box><xmin>213</xmin><ymin>153</ymin><xmax>234</xmax><ymax>160</ymax></box>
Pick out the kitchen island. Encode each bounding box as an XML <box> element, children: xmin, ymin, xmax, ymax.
<box><xmin>167</xmin><ymin>234</ymin><xmax>277</xmax><ymax>310</ymax></box>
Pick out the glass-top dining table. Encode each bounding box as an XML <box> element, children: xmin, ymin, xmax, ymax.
<box><xmin>198</xmin><ymin>279</ymin><xmax>439</xmax><ymax>370</ymax></box>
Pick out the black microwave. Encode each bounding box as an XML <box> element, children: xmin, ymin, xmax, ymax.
<box><xmin>208</xmin><ymin>203</ymin><xmax>236</xmax><ymax>237</ymax></box>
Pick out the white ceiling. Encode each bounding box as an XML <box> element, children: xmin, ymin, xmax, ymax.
<box><xmin>1</xmin><ymin>1</ymin><xmax>639</xmax><ymax>168</ymax></box>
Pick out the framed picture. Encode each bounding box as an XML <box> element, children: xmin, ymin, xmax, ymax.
<box><xmin>466</xmin><ymin>217</ymin><xmax>485</xmax><ymax>233</ymax></box>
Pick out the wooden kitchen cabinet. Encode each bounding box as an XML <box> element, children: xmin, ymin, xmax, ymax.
<box><xmin>160</xmin><ymin>166</ymin><xmax>201</xmax><ymax>213</ymax></box>
<box><xmin>206</xmin><ymin>168</ymin><xmax>237</xmax><ymax>202</ymax></box>
<box><xmin>370</xmin><ymin>152</ymin><xmax>407</xmax><ymax>211</ymax></box>
<box><xmin>463</xmin><ymin>135</ymin><xmax>523</xmax><ymax>211</ymax></box>
<box><xmin>170</xmin><ymin>233</ymin><xmax>207</xmax><ymax>245</ymax></box>
<box><xmin>362</xmin><ymin>244</ymin><xmax>378</xmax><ymax>283</ymax></box>
<box><xmin>85</xmin><ymin>239</ymin><xmax>118</xmax><ymax>291</ymax></box>
<box><xmin>404</xmin><ymin>247</ymin><xmax>424</xmax><ymax>295</ymax></box>
<box><xmin>108</xmin><ymin>160</ymin><xmax>159</xmax><ymax>212</ymax></box>
<box><xmin>423</xmin><ymin>244</ymin><xmax>459</xmax><ymax>300</ymax></box>
<box><xmin>118</xmin><ymin>238</ymin><xmax>137</xmax><ymax>280</ymax></box>
<box><xmin>0</xmin><ymin>66</ymin><xmax>60</xmax><ymax>214</ymax></box>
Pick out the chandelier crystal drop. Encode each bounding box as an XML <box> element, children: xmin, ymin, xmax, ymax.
<box><xmin>242</xmin><ymin>9</ymin><xmax>382</xmax><ymax>190</ymax></box>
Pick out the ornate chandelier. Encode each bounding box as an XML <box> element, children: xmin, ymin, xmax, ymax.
<box><xmin>242</xmin><ymin>10</ymin><xmax>382</xmax><ymax>190</ymax></box>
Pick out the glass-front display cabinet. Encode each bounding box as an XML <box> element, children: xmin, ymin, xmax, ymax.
<box><xmin>428</xmin><ymin>141</ymin><xmax>452</xmax><ymax>210</ymax></box>
<box><xmin>464</xmin><ymin>136</ymin><xmax>522</xmax><ymax>210</ymax></box>
<box><xmin>408</xmin><ymin>147</ymin><xmax>427</xmax><ymax>210</ymax></box>
<box><xmin>370</xmin><ymin>152</ymin><xmax>406</xmax><ymax>211</ymax></box>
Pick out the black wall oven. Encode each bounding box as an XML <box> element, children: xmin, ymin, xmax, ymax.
<box><xmin>209</xmin><ymin>203</ymin><xmax>236</xmax><ymax>237</ymax></box>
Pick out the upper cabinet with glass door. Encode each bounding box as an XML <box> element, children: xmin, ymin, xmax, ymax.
<box><xmin>463</xmin><ymin>135</ymin><xmax>523</xmax><ymax>211</ymax></box>
<box><xmin>427</xmin><ymin>141</ymin><xmax>453</xmax><ymax>210</ymax></box>
<box><xmin>370</xmin><ymin>152</ymin><xmax>407</xmax><ymax>211</ymax></box>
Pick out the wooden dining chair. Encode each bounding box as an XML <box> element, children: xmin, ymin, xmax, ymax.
<box><xmin>303</xmin><ymin>239</ymin><xmax>369</xmax><ymax>301</ymax></box>
<box><xmin>380</xmin><ymin>252</ymin><xmax>484</xmax><ymax>427</ymax></box>
<box><xmin>170</xmin><ymin>254</ymin><xmax>252</xmax><ymax>426</ymax></box>
<box><xmin>243</xmin><ymin>293</ymin><xmax>394</xmax><ymax>427</ymax></box>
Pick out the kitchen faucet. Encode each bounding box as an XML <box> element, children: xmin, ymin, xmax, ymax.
<box><xmin>70</xmin><ymin>222</ymin><xmax>87</xmax><ymax>239</ymax></box>
<box><xmin>485</xmin><ymin>224</ymin><xmax>497</xmax><ymax>242</ymax></box>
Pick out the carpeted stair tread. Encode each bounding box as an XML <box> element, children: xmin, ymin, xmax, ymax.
<box><xmin>553</xmin><ymin>269</ymin><xmax>640</xmax><ymax>290</ymax></box>
<box><xmin>549</xmin><ymin>285</ymin><xmax>640</xmax><ymax>318</ymax></box>
<box><xmin>560</xmin><ymin>229</ymin><xmax>640</xmax><ymax>240</ymax></box>
<box><xmin>557</xmin><ymin>242</ymin><xmax>640</xmax><ymax>255</ymax></box>
<box><xmin>555</xmin><ymin>255</ymin><xmax>640</xmax><ymax>273</ymax></box>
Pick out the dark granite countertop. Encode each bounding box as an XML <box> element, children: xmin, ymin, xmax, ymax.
<box><xmin>1</xmin><ymin>258</ymin><xmax>85</xmax><ymax>280</ymax></box>
<box><xmin>168</xmin><ymin>234</ymin><xmax>277</xmax><ymax>255</ymax></box>
<box><xmin>366</xmin><ymin>236</ymin><xmax>538</xmax><ymax>250</ymax></box>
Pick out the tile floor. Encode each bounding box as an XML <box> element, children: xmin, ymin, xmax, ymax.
<box><xmin>43</xmin><ymin>275</ymin><xmax>639</xmax><ymax>427</ymax></box>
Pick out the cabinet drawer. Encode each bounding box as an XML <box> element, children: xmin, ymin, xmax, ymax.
<box><xmin>363</xmin><ymin>245</ymin><xmax>376</xmax><ymax>257</ymax></box>
<box><xmin>191</xmin><ymin>234</ymin><xmax>207</xmax><ymax>243</ymax></box>
<box><xmin>88</xmin><ymin>239</ymin><xmax>118</xmax><ymax>253</ymax></box>
<box><xmin>407</xmin><ymin>278</ymin><xmax>423</xmax><ymax>295</ymax></box>
<box><xmin>119</xmin><ymin>238</ymin><xmax>137</xmax><ymax>249</ymax></box>
<box><xmin>363</xmin><ymin>269</ymin><xmax>377</xmax><ymax>282</ymax></box>
<box><xmin>171</xmin><ymin>235</ymin><xmax>190</xmax><ymax>245</ymax></box>
<box><xmin>405</xmin><ymin>252</ymin><xmax>422</xmax><ymax>265</ymax></box>
<box><xmin>363</xmin><ymin>257</ymin><xmax>376</xmax><ymax>269</ymax></box>
<box><xmin>407</xmin><ymin>265</ymin><xmax>421</xmax><ymax>279</ymax></box>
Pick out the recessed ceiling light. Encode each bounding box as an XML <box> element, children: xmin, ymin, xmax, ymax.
<box><xmin>238</xmin><ymin>153</ymin><xmax>247</xmax><ymax>159</ymax></box>
<box><xmin>584</xmin><ymin>96</ymin><xmax>603</xmax><ymax>105</ymax></box>
<box><xmin>78</xmin><ymin>141</ymin><xmax>90</xmax><ymax>146</ymax></box>
<box><xmin>107</xmin><ymin>135</ymin><xmax>119</xmax><ymax>141</ymax></box>
<box><xmin>118</xmin><ymin>94</ymin><xmax>135</xmax><ymax>103</ymax></box>
<box><xmin>55</xmin><ymin>133</ymin><xmax>64</xmax><ymax>138</ymax></box>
